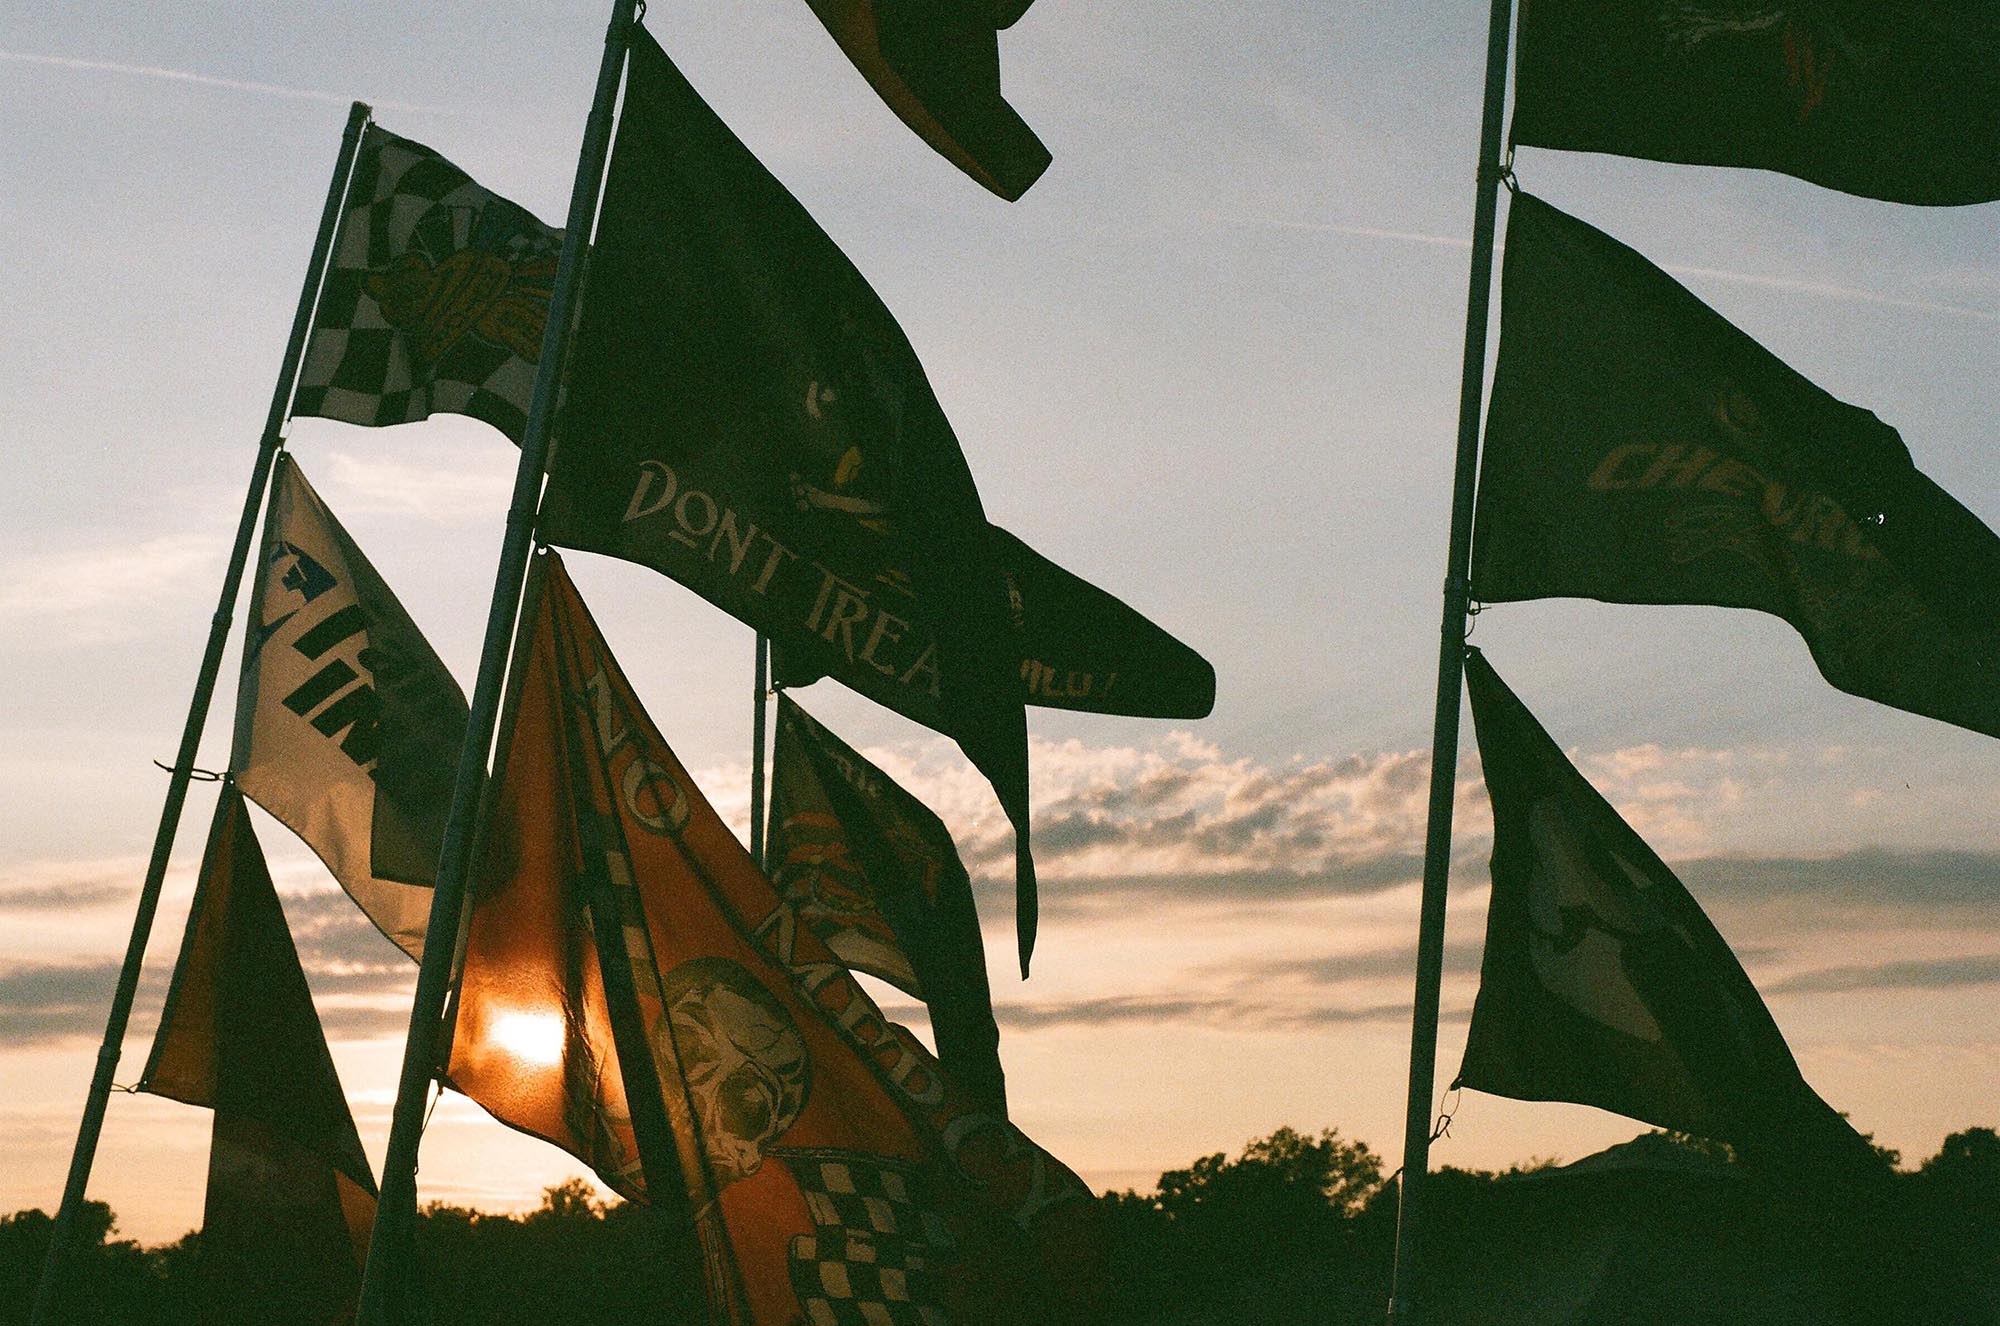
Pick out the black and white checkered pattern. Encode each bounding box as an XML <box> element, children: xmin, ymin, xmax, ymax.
<box><xmin>780</xmin><ymin>1148</ymin><xmax>955</xmax><ymax>1326</ymax></box>
<box><xmin>293</xmin><ymin>124</ymin><xmax>562</xmax><ymax>443</ymax></box>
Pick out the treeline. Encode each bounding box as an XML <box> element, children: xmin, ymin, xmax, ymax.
<box><xmin>6</xmin><ymin>1124</ymin><xmax>1998</xmax><ymax>1324</ymax></box>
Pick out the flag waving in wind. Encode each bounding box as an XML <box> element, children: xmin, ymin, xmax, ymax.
<box><xmin>543</xmin><ymin>26</ymin><xmax>1042</xmax><ymax>971</ymax></box>
<box><xmin>140</xmin><ymin>786</ymin><xmax>378</xmax><ymax>1323</ymax></box>
<box><xmin>799</xmin><ymin>0</ymin><xmax>1051</xmax><ymax>199</ymax></box>
<box><xmin>1472</xmin><ymin>193</ymin><xmax>2000</xmax><ymax>740</ymax></box>
<box><xmin>232</xmin><ymin>454</ymin><xmax>468</xmax><ymax>959</ymax></box>
<box><xmin>1458</xmin><ymin>649</ymin><xmax>1872</xmax><ymax>1167</ymax></box>
<box><xmin>446</xmin><ymin>554</ymin><xmax>1103</xmax><ymax>1325</ymax></box>
<box><xmin>769</xmin><ymin>694</ymin><xmax>1005</xmax><ymax>1111</ymax></box>
<box><xmin>1511</xmin><ymin>0</ymin><xmax>2000</xmax><ymax>205</ymax></box>
<box><xmin>293</xmin><ymin>124</ymin><xmax>565</xmax><ymax>442</ymax></box>
<box><xmin>774</xmin><ymin>522</ymin><xmax>1217</xmax><ymax>720</ymax></box>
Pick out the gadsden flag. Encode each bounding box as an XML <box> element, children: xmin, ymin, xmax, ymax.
<box><xmin>232</xmin><ymin>454</ymin><xmax>468</xmax><ymax>959</ymax></box>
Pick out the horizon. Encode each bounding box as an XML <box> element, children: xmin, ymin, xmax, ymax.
<box><xmin>2</xmin><ymin>0</ymin><xmax>1997</xmax><ymax>1250</ymax></box>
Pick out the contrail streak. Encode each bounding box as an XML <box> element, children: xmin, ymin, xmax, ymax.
<box><xmin>1237</xmin><ymin>214</ymin><xmax>1998</xmax><ymax>324</ymax></box>
<box><xmin>0</xmin><ymin>49</ymin><xmax>450</xmax><ymax>115</ymax></box>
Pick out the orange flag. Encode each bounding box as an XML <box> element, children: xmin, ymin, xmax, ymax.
<box><xmin>446</xmin><ymin>552</ymin><xmax>1103</xmax><ymax>1324</ymax></box>
<box><xmin>141</xmin><ymin>786</ymin><xmax>377</xmax><ymax>1323</ymax></box>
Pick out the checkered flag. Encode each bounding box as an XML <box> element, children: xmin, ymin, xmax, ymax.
<box><xmin>293</xmin><ymin>124</ymin><xmax>563</xmax><ymax>443</ymax></box>
<box><xmin>779</xmin><ymin>1148</ymin><xmax>956</xmax><ymax>1326</ymax></box>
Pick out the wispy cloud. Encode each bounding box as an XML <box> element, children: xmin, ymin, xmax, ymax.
<box><xmin>1218</xmin><ymin>214</ymin><xmax>1998</xmax><ymax>323</ymax></box>
<box><xmin>0</xmin><ymin>533</ymin><xmax>217</xmax><ymax>639</ymax></box>
<box><xmin>1663</xmin><ymin>263</ymin><xmax>2000</xmax><ymax>326</ymax></box>
<box><xmin>1768</xmin><ymin>954</ymin><xmax>2000</xmax><ymax>997</ymax></box>
<box><xmin>0</xmin><ymin>49</ymin><xmax>450</xmax><ymax>116</ymax></box>
<box><xmin>319</xmin><ymin>450</ymin><xmax>514</xmax><ymax>523</ymax></box>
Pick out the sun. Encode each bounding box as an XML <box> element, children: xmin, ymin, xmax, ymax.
<box><xmin>485</xmin><ymin>1010</ymin><xmax>567</xmax><ymax>1068</ymax></box>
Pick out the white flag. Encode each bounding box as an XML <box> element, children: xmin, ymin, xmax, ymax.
<box><xmin>232</xmin><ymin>454</ymin><xmax>466</xmax><ymax>958</ymax></box>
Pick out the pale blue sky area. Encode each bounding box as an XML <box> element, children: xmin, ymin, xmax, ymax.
<box><xmin>1</xmin><ymin>1</ymin><xmax>1996</xmax><ymax>1241</ymax></box>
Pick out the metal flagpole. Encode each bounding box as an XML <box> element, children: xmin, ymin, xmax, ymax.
<box><xmin>1385</xmin><ymin>0</ymin><xmax>1514</xmax><ymax>1321</ymax></box>
<box><xmin>749</xmin><ymin>634</ymin><xmax>770</xmax><ymax>868</ymax></box>
<box><xmin>353</xmin><ymin>4</ymin><xmax>638</xmax><ymax>1322</ymax></box>
<box><xmin>26</xmin><ymin>98</ymin><xmax>373</xmax><ymax>1326</ymax></box>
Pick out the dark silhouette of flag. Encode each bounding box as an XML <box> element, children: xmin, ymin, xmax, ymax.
<box><xmin>140</xmin><ymin>786</ymin><xmax>378</xmax><ymax>1324</ymax></box>
<box><xmin>773</xmin><ymin>522</ymin><xmax>1217</xmax><ymax>720</ymax></box>
<box><xmin>1460</xmin><ymin>648</ymin><xmax>1996</xmax><ymax>1325</ymax></box>
<box><xmin>293</xmin><ymin>124</ymin><xmax>563</xmax><ymax>441</ymax></box>
<box><xmin>1458</xmin><ymin>649</ymin><xmax>1871</xmax><ymax>1163</ymax></box>
<box><xmin>769</xmin><ymin>694</ymin><xmax>1005</xmax><ymax>1112</ymax></box>
<box><xmin>445</xmin><ymin>553</ymin><xmax>1104</xmax><ymax>1324</ymax></box>
<box><xmin>800</xmin><ymin>0</ymin><xmax>1051</xmax><ymax>199</ymax></box>
<box><xmin>1472</xmin><ymin>193</ymin><xmax>2000</xmax><ymax>739</ymax></box>
<box><xmin>542</xmin><ymin>26</ymin><xmax>1041</xmax><ymax>971</ymax></box>
<box><xmin>1511</xmin><ymin>1</ymin><xmax>2000</xmax><ymax>205</ymax></box>
<box><xmin>232</xmin><ymin>454</ymin><xmax>467</xmax><ymax>960</ymax></box>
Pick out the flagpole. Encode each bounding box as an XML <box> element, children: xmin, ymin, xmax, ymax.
<box><xmin>353</xmin><ymin>5</ymin><xmax>637</xmax><ymax>1322</ymax></box>
<box><xmin>748</xmin><ymin>634</ymin><xmax>770</xmax><ymax>868</ymax></box>
<box><xmin>1385</xmin><ymin>1</ymin><xmax>1514</xmax><ymax>1322</ymax></box>
<box><xmin>26</xmin><ymin>98</ymin><xmax>373</xmax><ymax>1326</ymax></box>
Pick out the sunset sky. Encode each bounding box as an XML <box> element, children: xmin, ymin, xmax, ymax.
<box><xmin>3</xmin><ymin>1</ymin><xmax>1998</xmax><ymax>1246</ymax></box>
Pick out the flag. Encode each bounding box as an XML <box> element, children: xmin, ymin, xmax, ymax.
<box><xmin>293</xmin><ymin>122</ymin><xmax>564</xmax><ymax>442</ymax></box>
<box><xmin>232</xmin><ymin>453</ymin><xmax>468</xmax><ymax>959</ymax></box>
<box><xmin>1457</xmin><ymin>649</ymin><xmax>1875</xmax><ymax>1166</ymax></box>
<box><xmin>140</xmin><ymin>786</ymin><xmax>378</xmax><ymax>1323</ymax></box>
<box><xmin>542</xmin><ymin>26</ymin><xmax>1042</xmax><ymax>970</ymax></box>
<box><xmin>769</xmin><ymin>694</ymin><xmax>1005</xmax><ymax>1111</ymax></box>
<box><xmin>1511</xmin><ymin>0</ymin><xmax>2000</xmax><ymax>205</ymax></box>
<box><xmin>1471</xmin><ymin>193</ymin><xmax>2000</xmax><ymax>739</ymax></box>
<box><xmin>445</xmin><ymin>553</ymin><xmax>1103</xmax><ymax>1324</ymax></box>
<box><xmin>798</xmin><ymin>0</ymin><xmax>1052</xmax><ymax>200</ymax></box>
<box><xmin>773</xmin><ymin>522</ymin><xmax>1217</xmax><ymax>719</ymax></box>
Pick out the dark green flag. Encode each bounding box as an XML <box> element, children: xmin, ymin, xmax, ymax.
<box><xmin>542</xmin><ymin>26</ymin><xmax>1040</xmax><ymax>971</ymax></box>
<box><xmin>768</xmin><ymin>695</ymin><xmax>1006</xmax><ymax>1111</ymax></box>
<box><xmin>1512</xmin><ymin>1</ymin><xmax>2000</xmax><ymax>205</ymax></box>
<box><xmin>799</xmin><ymin>0</ymin><xmax>1051</xmax><ymax>200</ymax></box>
<box><xmin>773</xmin><ymin>522</ymin><xmax>1216</xmax><ymax>719</ymax></box>
<box><xmin>1459</xmin><ymin>650</ymin><xmax>1873</xmax><ymax>1165</ymax></box>
<box><xmin>140</xmin><ymin>787</ymin><xmax>378</xmax><ymax>1323</ymax></box>
<box><xmin>1472</xmin><ymin>193</ymin><xmax>2000</xmax><ymax>739</ymax></box>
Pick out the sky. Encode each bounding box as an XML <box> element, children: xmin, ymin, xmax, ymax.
<box><xmin>2</xmin><ymin>0</ymin><xmax>1998</xmax><ymax>1246</ymax></box>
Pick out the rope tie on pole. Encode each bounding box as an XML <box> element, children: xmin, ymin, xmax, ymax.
<box><xmin>151</xmin><ymin>761</ymin><xmax>225</xmax><ymax>782</ymax></box>
<box><xmin>1429</xmin><ymin>1084</ymin><xmax>1463</xmax><ymax>1145</ymax></box>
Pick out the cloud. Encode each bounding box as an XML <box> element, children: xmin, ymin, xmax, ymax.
<box><xmin>319</xmin><ymin>451</ymin><xmax>514</xmax><ymax>523</ymax></box>
<box><xmin>1212</xmin><ymin>215</ymin><xmax>1998</xmax><ymax>324</ymax></box>
<box><xmin>1677</xmin><ymin>849</ymin><xmax>2000</xmax><ymax>916</ymax></box>
<box><xmin>0</xmin><ymin>860</ymin><xmax>136</xmax><ymax>913</ymax></box>
<box><xmin>0</xmin><ymin>49</ymin><xmax>449</xmax><ymax>115</ymax></box>
<box><xmin>847</xmin><ymin>731</ymin><xmax>1452</xmax><ymax>891</ymax></box>
<box><xmin>0</xmin><ymin>533</ymin><xmax>218</xmax><ymax>640</ymax></box>
<box><xmin>0</xmin><ymin>960</ymin><xmax>127</xmax><ymax>1045</ymax></box>
<box><xmin>1768</xmin><ymin>954</ymin><xmax>2000</xmax><ymax>997</ymax></box>
<box><xmin>986</xmin><ymin>994</ymin><xmax>1431</xmax><ymax>1034</ymax></box>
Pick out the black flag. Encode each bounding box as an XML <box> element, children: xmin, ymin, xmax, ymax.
<box><xmin>1511</xmin><ymin>1</ymin><xmax>2000</xmax><ymax>205</ymax></box>
<box><xmin>799</xmin><ymin>0</ymin><xmax>1051</xmax><ymax>200</ymax></box>
<box><xmin>543</xmin><ymin>26</ymin><xmax>1041</xmax><ymax>970</ymax></box>
<box><xmin>1472</xmin><ymin>193</ymin><xmax>2000</xmax><ymax>739</ymax></box>
<box><xmin>768</xmin><ymin>695</ymin><xmax>1005</xmax><ymax>1110</ymax></box>
<box><xmin>1459</xmin><ymin>649</ymin><xmax>1872</xmax><ymax>1165</ymax></box>
<box><xmin>140</xmin><ymin>787</ymin><xmax>378</xmax><ymax>1322</ymax></box>
<box><xmin>773</xmin><ymin>522</ymin><xmax>1217</xmax><ymax>719</ymax></box>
